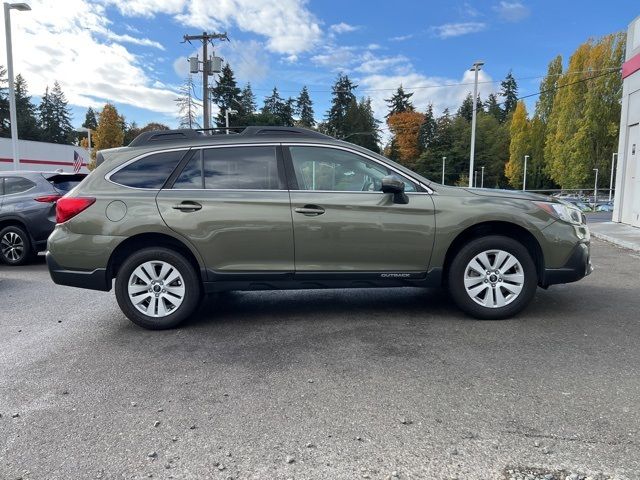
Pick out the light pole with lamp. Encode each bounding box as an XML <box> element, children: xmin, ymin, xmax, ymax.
<box><xmin>609</xmin><ymin>152</ymin><xmax>617</xmax><ymax>202</ymax></box>
<box><xmin>468</xmin><ymin>60</ymin><xmax>484</xmax><ymax>188</ymax></box>
<box><xmin>480</xmin><ymin>166</ymin><xmax>485</xmax><ymax>188</ymax></box>
<box><xmin>4</xmin><ymin>2</ymin><xmax>32</xmax><ymax>170</ymax></box>
<box><xmin>523</xmin><ymin>155</ymin><xmax>529</xmax><ymax>191</ymax></box>
<box><xmin>225</xmin><ymin>108</ymin><xmax>238</xmax><ymax>134</ymax></box>
<box><xmin>593</xmin><ymin>168</ymin><xmax>599</xmax><ymax>208</ymax></box>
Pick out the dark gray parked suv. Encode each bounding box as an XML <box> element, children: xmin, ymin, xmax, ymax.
<box><xmin>0</xmin><ymin>171</ymin><xmax>86</xmax><ymax>265</ymax></box>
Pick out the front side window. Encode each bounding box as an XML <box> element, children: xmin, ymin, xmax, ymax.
<box><xmin>288</xmin><ymin>146</ymin><xmax>416</xmax><ymax>192</ymax></box>
<box><xmin>4</xmin><ymin>176</ymin><xmax>36</xmax><ymax>195</ymax></box>
<box><xmin>110</xmin><ymin>150</ymin><xmax>186</xmax><ymax>189</ymax></box>
<box><xmin>173</xmin><ymin>146</ymin><xmax>280</xmax><ymax>190</ymax></box>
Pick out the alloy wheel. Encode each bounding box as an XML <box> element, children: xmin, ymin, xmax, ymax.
<box><xmin>463</xmin><ymin>249</ymin><xmax>525</xmax><ymax>308</ymax></box>
<box><xmin>1</xmin><ymin>232</ymin><xmax>25</xmax><ymax>262</ymax></box>
<box><xmin>127</xmin><ymin>260</ymin><xmax>186</xmax><ymax>318</ymax></box>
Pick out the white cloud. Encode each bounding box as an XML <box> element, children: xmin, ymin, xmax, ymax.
<box><xmin>355</xmin><ymin>53</ymin><xmax>410</xmax><ymax>75</ymax></box>
<box><xmin>329</xmin><ymin>22</ymin><xmax>359</xmax><ymax>34</ymax></box>
<box><xmin>431</xmin><ymin>22</ymin><xmax>487</xmax><ymax>39</ymax></box>
<box><xmin>102</xmin><ymin>0</ymin><xmax>323</xmax><ymax>55</ymax></box>
<box><xmin>1</xmin><ymin>0</ymin><xmax>178</xmax><ymax>115</ymax></box>
<box><xmin>103</xmin><ymin>32</ymin><xmax>165</xmax><ymax>50</ymax></box>
<box><xmin>216</xmin><ymin>40</ymin><xmax>270</xmax><ymax>83</ymax></box>
<box><xmin>493</xmin><ymin>1</ymin><xmax>530</xmax><ymax>22</ymax></box>
<box><xmin>390</xmin><ymin>33</ymin><xmax>415</xmax><ymax>42</ymax></box>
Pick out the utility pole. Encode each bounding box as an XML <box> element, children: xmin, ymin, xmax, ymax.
<box><xmin>469</xmin><ymin>60</ymin><xmax>484</xmax><ymax>188</ymax></box>
<box><xmin>442</xmin><ymin>156</ymin><xmax>446</xmax><ymax>185</ymax></box>
<box><xmin>183</xmin><ymin>31</ymin><xmax>227</xmax><ymax>130</ymax></box>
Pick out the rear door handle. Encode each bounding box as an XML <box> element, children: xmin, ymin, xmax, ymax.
<box><xmin>294</xmin><ymin>205</ymin><xmax>325</xmax><ymax>216</ymax></box>
<box><xmin>172</xmin><ymin>201</ymin><xmax>202</xmax><ymax>212</ymax></box>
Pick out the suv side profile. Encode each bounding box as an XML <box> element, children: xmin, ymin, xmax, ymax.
<box><xmin>47</xmin><ymin>127</ymin><xmax>592</xmax><ymax>329</ymax></box>
<box><xmin>1</xmin><ymin>171</ymin><xmax>86</xmax><ymax>265</ymax></box>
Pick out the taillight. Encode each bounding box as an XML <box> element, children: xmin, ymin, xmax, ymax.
<box><xmin>35</xmin><ymin>194</ymin><xmax>63</xmax><ymax>203</ymax></box>
<box><xmin>56</xmin><ymin>197</ymin><xmax>96</xmax><ymax>224</ymax></box>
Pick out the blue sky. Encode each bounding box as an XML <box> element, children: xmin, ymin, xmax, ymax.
<box><xmin>2</xmin><ymin>0</ymin><xmax>637</xmax><ymax>135</ymax></box>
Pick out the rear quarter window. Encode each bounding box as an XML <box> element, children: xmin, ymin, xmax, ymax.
<box><xmin>45</xmin><ymin>174</ymin><xmax>87</xmax><ymax>193</ymax></box>
<box><xmin>3</xmin><ymin>177</ymin><xmax>37</xmax><ymax>195</ymax></box>
<box><xmin>110</xmin><ymin>150</ymin><xmax>187</xmax><ymax>189</ymax></box>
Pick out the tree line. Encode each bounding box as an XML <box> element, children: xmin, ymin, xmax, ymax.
<box><xmin>1</xmin><ymin>31</ymin><xmax>624</xmax><ymax>188</ymax></box>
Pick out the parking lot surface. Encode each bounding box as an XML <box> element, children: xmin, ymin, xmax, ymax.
<box><xmin>1</xmin><ymin>239</ymin><xmax>639</xmax><ymax>480</ymax></box>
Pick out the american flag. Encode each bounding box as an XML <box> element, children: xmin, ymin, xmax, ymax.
<box><xmin>73</xmin><ymin>151</ymin><xmax>84</xmax><ymax>173</ymax></box>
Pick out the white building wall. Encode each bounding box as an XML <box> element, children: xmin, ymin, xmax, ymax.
<box><xmin>0</xmin><ymin>138</ymin><xmax>90</xmax><ymax>173</ymax></box>
<box><xmin>613</xmin><ymin>15</ymin><xmax>640</xmax><ymax>227</ymax></box>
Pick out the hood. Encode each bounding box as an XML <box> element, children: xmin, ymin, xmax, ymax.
<box><xmin>463</xmin><ymin>188</ymin><xmax>556</xmax><ymax>202</ymax></box>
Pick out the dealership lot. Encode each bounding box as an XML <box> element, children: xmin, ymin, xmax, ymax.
<box><xmin>1</xmin><ymin>239</ymin><xmax>639</xmax><ymax>479</ymax></box>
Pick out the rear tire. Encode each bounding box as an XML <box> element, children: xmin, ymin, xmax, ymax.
<box><xmin>0</xmin><ymin>225</ymin><xmax>34</xmax><ymax>266</ymax></box>
<box><xmin>115</xmin><ymin>247</ymin><xmax>201</xmax><ymax>330</ymax></box>
<box><xmin>447</xmin><ymin>235</ymin><xmax>537</xmax><ymax>320</ymax></box>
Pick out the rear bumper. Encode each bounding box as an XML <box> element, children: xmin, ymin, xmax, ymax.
<box><xmin>542</xmin><ymin>242</ymin><xmax>592</xmax><ymax>287</ymax></box>
<box><xmin>46</xmin><ymin>252</ymin><xmax>111</xmax><ymax>292</ymax></box>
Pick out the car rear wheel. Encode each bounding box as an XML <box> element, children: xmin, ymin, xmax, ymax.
<box><xmin>447</xmin><ymin>235</ymin><xmax>537</xmax><ymax>320</ymax></box>
<box><xmin>0</xmin><ymin>225</ymin><xmax>34</xmax><ymax>266</ymax></box>
<box><xmin>115</xmin><ymin>247</ymin><xmax>201</xmax><ymax>330</ymax></box>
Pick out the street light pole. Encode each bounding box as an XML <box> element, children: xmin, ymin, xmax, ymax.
<box><xmin>468</xmin><ymin>60</ymin><xmax>484</xmax><ymax>188</ymax></box>
<box><xmin>442</xmin><ymin>156</ymin><xmax>446</xmax><ymax>185</ymax></box>
<box><xmin>225</xmin><ymin>108</ymin><xmax>238</xmax><ymax>134</ymax></box>
<box><xmin>523</xmin><ymin>155</ymin><xmax>529</xmax><ymax>191</ymax></box>
<box><xmin>481</xmin><ymin>166</ymin><xmax>485</xmax><ymax>188</ymax></box>
<box><xmin>609</xmin><ymin>152</ymin><xmax>617</xmax><ymax>202</ymax></box>
<box><xmin>593</xmin><ymin>168</ymin><xmax>599</xmax><ymax>207</ymax></box>
<box><xmin>474</xmin><ymin>170</ymin><xmax>478</xmax><ymax>188</ymax></box>
<box><xmin>3</xmin><ymin>2</ymin><xmax>32</xmax><ymax>170</ymax></box>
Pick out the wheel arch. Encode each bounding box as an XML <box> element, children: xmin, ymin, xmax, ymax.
<box><xmin>107</xmin><ymin>232</ymin><xmax>204</xmax><ymax>283</ymax></box>
<box><xmin>442</xmin><ymin>221</ymin><xmax>544</xmax><ymax>287</ymax></box>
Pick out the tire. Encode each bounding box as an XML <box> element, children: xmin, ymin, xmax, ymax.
<box><xmin>447</xmin><ymin>235</ymin><xmax>537</xmax><ymax>320</ymax></box>
<box><xmin>115</xmin><ymin>247</ymin><xmax>201</xmax><ymax>330</ymax></box>
<box><xmin>0</xmin><ymin>225</ymin><xmax>34</xmax><ymax>266</ymax></box>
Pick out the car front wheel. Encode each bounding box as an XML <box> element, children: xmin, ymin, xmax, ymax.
<box><xmin>448</xmin><ymin>235</ymin><xmax>537</xmax><ymax>320</ymax></box>
<box><xmin>115</xmin><ymin>247</ymin><xmax>201</xmax><ymax>330</ymax></box>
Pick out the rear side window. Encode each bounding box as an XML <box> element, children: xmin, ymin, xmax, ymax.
<box><xmin>172</xmin><ymin>146</ymin><xmax>280</xmax><ymax>190</ymax></box>
<box><xmin>3</xmin><ymin>177</ymin><xmax>36</xmax><ymax>195</ymax></box>
<box><xmin>110</xmin><ymin>150</ymin><xmax>186</xmax><ymax>189</ymax></box>
<box><xmin>45</xmin><ymin>174</ymin><xmax>87</xmax><ymax>193</ymax></box>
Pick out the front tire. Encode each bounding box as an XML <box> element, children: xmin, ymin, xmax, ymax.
<box><xmin>115</xmin><ymin>247</ymin><xmax>201</xmax><ymax>330</ymax></box>
<box><xmin>0</xmin><ymin>225</ymin><xmax>34</xmax><ymax>266</ymax></box>
<box><xmin>447</xmin><ymin>235</ymin><xmax>537</xmax><ymax>320</ymax></box>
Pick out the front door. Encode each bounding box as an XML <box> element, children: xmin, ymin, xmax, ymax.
<box><xmin>156</xmin><ymin>145</ymin><xmax>294</xmax><ymax>275</ymax></box>
<box><xmin>284</xmin><ymin>145</ymin><xmax>435</xmax><ymax>273</ymax></box>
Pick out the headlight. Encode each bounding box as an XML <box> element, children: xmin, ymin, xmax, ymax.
<box><xmin>534</xmin><ymin>201</ymin><xmax>585</xmax><ymax>225</ymax></box>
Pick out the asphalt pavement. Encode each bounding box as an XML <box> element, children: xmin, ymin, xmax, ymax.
<box><xmin>1</xmin><ymin>239</ymin><xmax>639</xmax><ymax>480</ymax></box>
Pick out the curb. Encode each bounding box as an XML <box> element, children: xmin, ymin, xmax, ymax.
<box><xmin>590</xmin><ymin>230</ymin><xmax>640</xmax><ymax>253</ymax></box>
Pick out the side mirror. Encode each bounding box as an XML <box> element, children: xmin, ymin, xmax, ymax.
<box><xmin>381</xmin><ymin>175</ymin><xmax>409</xmax><ymax>204</ymax></box>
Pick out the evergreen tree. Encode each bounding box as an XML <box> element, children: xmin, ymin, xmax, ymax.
<box><xmin>261</xmin><ymin>87</ymin><xmax>294</xmax><ymax>126</ymax></box>
<box><xmin>325</xmin><ymin>73</ymin><xmax>357</xmax><ymax>138</ymax></box>
<box><xmin>14</xmin><ymin>74</ymin><xmax>40</xmax><ymax>141</ymax></box>
<box><xmin>39</xmin><ymin>81</ymin><xmax>73</xmax><ymax>144</ymax></box>
<box><xmin>296</xmin><ymin>86</ymin><xmax>315</xmax><ymax>128</ymax></box>
<box><xmin>418</xmin><ymin>103</ymin><xmax>436</xmax><ymax>151</ymax></box>
<box><xmin>484</xmin><ymin>93</ymin><xmax>502</xmax><ymax>122</ymax></box>
<box><xmin>505</xmin><ymin>101</ymin><xmax>530</xmax><ymax>188</ymax></box>
<box><xmin>175</xmin><ymin>75</ymin><xmax>200</xmax><ymax>129</ymax></box>
<box><xmin>211</xmin><ymin>64</ymin><xmax>242</xmax><ymax>128</ymax></box>
<box><xmin>342</xmin><ymin>97</ymin><xmax>380</xmax><ymax>152</ymax></box>
<box><xmin>123</xmin><ymin>121</ymin><xmax>139</xmax><ymax>145</ymax></box>
<box><xmin>385</xmin><ymin>85</ymin><xmax>414</xmax><ymax>118</ymax></box>
<box><xmin>82</xmin><ymin>107</ymin><xmax>98</xmax><ymax>130</ymax></box>
<box><xmin>500</xmin><ymin>71</ymin><xmax>518</xmax><ymax>121</ymax></box>
<box><xmin>457</xmin><ymin>93</ymin><xmax>480</xmax><ymax>122</ymax></box>
<box><xmin>93</xmin><ymin>103</ymin><xmax>124</xmax><ymax>156</ymax></box>
<box><xmin>0</xmin><ymin>65</ymin><xmax>9</xmax><ymax>138</ymax></box>
<box><xmin>238</xmin><ymin>83</ymin><xmax>257</xmax><ymax>124</ymax></box>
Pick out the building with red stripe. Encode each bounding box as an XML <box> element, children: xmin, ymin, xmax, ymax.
<box><xmin>0</xmin><ymin>138</ymin><xmax>90</xmax><ymax>174</ymax></box>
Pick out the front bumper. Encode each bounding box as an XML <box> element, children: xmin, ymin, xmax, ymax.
<box><xmin>46</xmin><ymin>252</ymin><xmax>111</xmax><ymax>291</ymax></box>
<box><xmin>541</xmin><ymin>242</ymin><xmax>592</xmax><ymax>287</ymax></box>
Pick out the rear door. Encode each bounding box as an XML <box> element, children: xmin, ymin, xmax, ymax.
<box><xmin>156</xmin><ymin>144</ymin><xmax>295</xmax><ymax>276</ymax></box>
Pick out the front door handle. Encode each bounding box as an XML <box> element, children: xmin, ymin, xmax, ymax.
<box><xmin>172</xmin><ymin>201</ymin><xmax>202</xmax><ymax>212</ymax></box>
<box><xmin>294</xmin><ymin>205</ymin><xmax>325</xmax><ymax>216</ymax></box>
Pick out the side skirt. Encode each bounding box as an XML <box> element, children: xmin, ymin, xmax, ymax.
<box><xmin>203</xmin><ymin>269</ymin><xmax>443</xmax><ymax>293</ymax></box>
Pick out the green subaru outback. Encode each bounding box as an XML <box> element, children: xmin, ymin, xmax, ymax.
<box><xmin>47</xmin><ymin>127</ymin><xmax>592</xmax><ymax>329</ymax></box>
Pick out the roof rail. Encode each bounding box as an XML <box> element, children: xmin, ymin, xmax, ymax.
<box><xmin>128</xmin><ymin>126</ymin><xmax>331</xmax><ymax>147</ymax></box>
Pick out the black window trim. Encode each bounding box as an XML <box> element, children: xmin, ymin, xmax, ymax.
<box><xmin>164</xmin><ymin>143</ymin><xmax>287</xmax><ymax>191</ymax></box>
<box><xmin>282</xmin><ymin>143</ymin><xmax>431</xmax><ymax>194</ymax></box>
